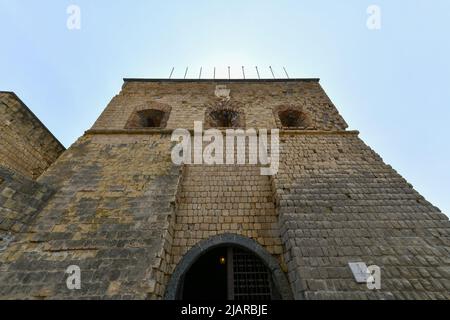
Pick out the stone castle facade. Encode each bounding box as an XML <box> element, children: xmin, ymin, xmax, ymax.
<box><xmin>0</xmin><ymin>80</ymin><xmax>449</xmax><ymax>300</ymax></box>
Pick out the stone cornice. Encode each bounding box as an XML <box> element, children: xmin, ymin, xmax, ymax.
<box><xmin>85</xmin><ymin>128</ymin><xmax>360</xmax><ymax>136</ymax></box>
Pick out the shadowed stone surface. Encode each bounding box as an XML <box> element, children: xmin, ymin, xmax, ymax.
<box><xmin>0</xmin><ymin>166</ymin><xmax>54</xmax><ymax>235</ymax></box>
<box><xmin>0</xmin><ymin>92</ymin><xmax>65</xmax><ymax>180</ymax></box>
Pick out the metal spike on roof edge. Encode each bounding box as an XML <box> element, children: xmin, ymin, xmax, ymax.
<box><xmin>283</xmin><ymin>67</ymin><xmax>290</xmax><ymax>79</ymax></box>
<box><xmin>269</xmin><ymin>66</ymin><xmax>275</xmax><ymax>79</ymax></box>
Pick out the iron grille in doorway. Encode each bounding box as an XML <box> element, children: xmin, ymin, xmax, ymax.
<box><xmin>228</xmin><ymin>247</ymin><xmax>272</xmax><ymax>300</ymax></box>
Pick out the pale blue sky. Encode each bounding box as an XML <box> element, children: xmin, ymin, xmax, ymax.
<box><xmin>1</xmin><ymin>1</ymin><xmax>449</xmax><ymax>217</ymax></box>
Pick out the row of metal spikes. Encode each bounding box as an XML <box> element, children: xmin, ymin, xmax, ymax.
<box><xmin>168</xmin><ymin>66</ymin><xmax>290</xmax><ymax>80</ymax></box>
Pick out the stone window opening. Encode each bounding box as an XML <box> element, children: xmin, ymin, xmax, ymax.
<box><xmin>278</xmin><ymin>109</ymin><xmax>310</xmax><ymax>129</ymax></box>
<box><xmin>205</xmin><ymin>104</ymin><xmax>245</xmax><ymax>129</ymax></box>
<box><xmin>137</xmin><ymin>109</ymin><xmax>165</xmax><ymax>128</ymax></box>
<box><xmin>209</xmin><ymin>109</ymin><xmax>240</xmax><ymax>128</ymax></box>
<box><xmin>126</xmin><ymin>108</ymin><xmax>170</xmax><ymax>129</ymax></box>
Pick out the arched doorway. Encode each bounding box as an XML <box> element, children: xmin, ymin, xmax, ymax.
<box><xmin>165</xmin><ymin>234</ymin><xmax>293</xmax><ymax>300</ymax></box>
<box><xmin>181</xmin><ymin>246</ymin><xmax>278</xmax><ymax>300</ymax></box>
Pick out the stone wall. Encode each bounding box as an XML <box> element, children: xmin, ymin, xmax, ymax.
<box><xmin>0</xmin><ymin>80</ymin><xmax>449</xmax><ymax>300</ymax></box>
<box><xmin>170</xmin><ymin>164</ymin><xmax>284</xmax><ymax>273</ymax></box>
<box><xmin>276</xmin><ymin>132</ymin><xmax>450</xmax><ymax>299</ymax></box>
<box><xmin>92</xmin><ymin>80</ymin><xmax>348</xmax><ymax>131</ymax></box>
<box><xmin>0</xmin><ymin>134</ymin><xmax>180</xmax><ymax>299</ymax></box>
<box><xmin>0</xmin><ymin>166</ymin><xmax>54</xmax><ymax>236</ymax></box>
<box><xmin>0</xmin><ymin>92</ymin><xmax>65</xmax><ymax>180</ymax></box>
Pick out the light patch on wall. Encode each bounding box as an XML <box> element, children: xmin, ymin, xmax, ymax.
<box><xmin>349</xmin><ymin>262</ymin><xmax>370</xmax><ymax>283</ymax></box>
<box><xmin>215</xmin><ymin>85</ymin><xmax>230</xmax><ymax>100</ymax></box>
<box><xmin>0</xmin><ymin>233</ymin><xmax>14</xmax><ymax>252</ymax></box>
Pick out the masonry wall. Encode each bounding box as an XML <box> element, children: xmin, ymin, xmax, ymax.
<box><xmin>0</xmin><ymin>166</ymin><xmax>54</xmax><ymax>234</ymax></box>
<box><xmin>170</xmin><ymin>164</ymin><xmax>284</xmax><ymax>274</ymax></box>
<box><xmin>0</xmin><ymin>92</ymin><xmax>65</xmax><ymax>180</ymax></box>
<box><xmin>0</xmin><ymin>134</ymin><xmax>180</xmax><ymax>299</ymax></box>
<box><xmin>0</xmin><ymin>80</ymin><xmax>449</xmax><ymax>300</ymax></box>
<box><xmin>277</xmin><ymin>133</ymin><xmax>450</xmax><ymax>299</ymax></box>
<box><xmin>92</xmin><ymin>80</ymin><xmax>347</xmax><ymax>131</ymax></box>
<box><xmin>0</xmin><ymin>166</ymin><xmax>54</xmax><ymax>253</ymax></box>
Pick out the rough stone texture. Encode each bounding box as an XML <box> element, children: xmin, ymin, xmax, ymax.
<box><xmin>0</xmin><ymin>166</ymin><xmax>54</xmax><ymax>236</ymax></box>
<box><xmin>170</xmin><ymin>164</ymin><xmax>284</xmax><ymax>272</ymax></box>
<box><xmin>0</xmin><ymin>92</ymin><xmax>65</xmax><ymax>180</ymax></box>
<box><xmin>92</xmin><ymin>80</ymin><xmax>347</xmax><ymax>131</ymax></box>
<box><xmin>0</xmin><ymin>79</ymin><xmax>449</xmax><ymax>300</ymax></box>
<box><xmin>0</xmin><ymin>134</ymin><xmax>180</xmax><ymax>299</ymax></box>
<box><xmin>275</xmin><ymin>132</ymin><xmax>450</xmax><ymax>300</ymax></box>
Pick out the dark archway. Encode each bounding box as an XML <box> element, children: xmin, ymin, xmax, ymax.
<box><xmin>273</xmin><ymin>105</ymin><xmax>313</xmax><ymax>130</ymax></box>
<box><xmin>182</xmin><ymin>246</ymin><xmax>228</xmax><ymax>300</ymax></box>
<box><xmin>164</xmin><ymin>234</ymin><xmax>293</xmax><ymax>300</ymax></box>
<box><xmin>278</xmin><ymin>109</ymin><xmax>310</xmax><ymax>128</ymax></box>
<box><xmin>127</xmin><ymin>109</ymin><xmax>168</xmax><ymax>128</ymax></box>
<box><xmin>208</xmin><ymin>109</ymin><xmax>241</xmax><ymax>128</ymax></box>
<box><xmin>204</xmin><ymin>102</ymin><xmax>245</xmax><ymax>129</ymax></box>
<box><xmin>125</xmin><ymin>102</ymin><xmax>172</xmax><ymax>129</ymax></box>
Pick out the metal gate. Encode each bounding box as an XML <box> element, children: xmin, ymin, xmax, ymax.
<box><xmin>227</xmin><ymin>247</ymin><xmax>273</xmax><ymax>300</ymax></box>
